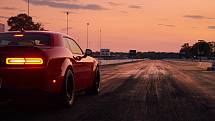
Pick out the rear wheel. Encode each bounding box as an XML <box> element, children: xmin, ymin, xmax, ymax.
<box><xmin>60</xmin><ymin>69</ymin><xmax>75</xmax><ymax>107</ymax></box>
<box><xmin>86</xmin><ymin>67</ymin><xmax>101</xmax><ymax>95</ymax></box>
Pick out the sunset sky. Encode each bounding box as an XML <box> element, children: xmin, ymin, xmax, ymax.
<box><xmin>0</xmin><ymin>0</ymin><xmax>215</xmax><ymax>52</ymax></box>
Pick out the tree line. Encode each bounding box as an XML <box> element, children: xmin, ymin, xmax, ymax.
<box><xmin>180</xmin><ymin>40</ymin><xmax>215</xmax><ymax>59</ymax></box>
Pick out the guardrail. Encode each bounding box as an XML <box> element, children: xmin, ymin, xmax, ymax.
<box><xmin>97</xmin><ymin>59</ymin><xmax>143</xmax><ymax>65</ymax></box>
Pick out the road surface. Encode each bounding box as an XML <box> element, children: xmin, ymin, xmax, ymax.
<box><xmin>0</xmin><ymin>60</ymin><xmax>215</xmax><ymax>121</ymax></box>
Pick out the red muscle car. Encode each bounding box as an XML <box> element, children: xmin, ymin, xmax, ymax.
<box><xmin>0</xmin><ymin>31</ymin><xmax>101</xmax><ymax>107</ymax></box>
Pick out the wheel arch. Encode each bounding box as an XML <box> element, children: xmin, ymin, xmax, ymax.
<box><xmin>92</xmin><ymin>64</ymin><xmax>100</xmax><ymax>84</ymax></box>
<box><xmin>61</xmin><ymin>58</ymin><xmax>74</xmax><ymax>77</ymax></box>
<box><xmin>60</xmin><ymin>58</ymin><xmax>75</xmax><ymax>93</ymax></box>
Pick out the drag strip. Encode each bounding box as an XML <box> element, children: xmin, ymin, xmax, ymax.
<box><xmin>0</xmin><ymin>60</ymin><xmax>214</xmax><ymax>121</ymax></box>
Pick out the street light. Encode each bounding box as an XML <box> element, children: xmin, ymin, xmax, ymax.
<box><xmin>99</xmin><ymin>28</ymin><xmax>102</xmax><ymax>59</ymax></box>
<box><xmin>66</xmin><ymin>12</ymin><xmax>69</xmax><ymax>35</ymax></box>
<box><xmin>86</xmin><ymin>22</ymin><xmax>90</xmax><ymax>49</ymax></box>
<box><xmin>27</xmin><ymin>0</ymin><xmax>30</xmax><ymax>16</ymax></box>
<box><xmin>100</xmin><ymin>28</ymin><xmax>102</xmax><ymax>51</ymax></box>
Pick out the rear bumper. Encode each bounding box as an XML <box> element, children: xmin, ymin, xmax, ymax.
<box><xmin>0</xmin><ymin>67</ymin><xmax>64</xmax><ymax>94</ymax></box>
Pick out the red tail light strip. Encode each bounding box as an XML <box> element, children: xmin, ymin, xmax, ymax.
<box><xmin>6</xmin><ymin>58</ymin><xmax>43</xmax><ymax>65</ymax></box>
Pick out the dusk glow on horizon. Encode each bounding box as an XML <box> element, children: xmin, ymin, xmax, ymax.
<box><xmin>0</xmin><ymin>0</ymin><xmax>215</xmax><ymax>52</ymax></box>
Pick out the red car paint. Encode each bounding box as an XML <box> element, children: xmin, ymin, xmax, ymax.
<box><xmin>0</xmin><ymin>31</ymin><xmax>98</xmax><ymax>94</ymax></box>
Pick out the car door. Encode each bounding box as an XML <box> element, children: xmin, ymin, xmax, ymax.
<box><xmin>64</xmin><ymin>37</ymin><xmax>93</xmax><ymax>90</ymax></box>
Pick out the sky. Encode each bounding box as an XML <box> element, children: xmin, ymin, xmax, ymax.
<box><xmin>0</xmin><ymin>0</ymin><xmax>215</xmax><ymax>52</ymax></box>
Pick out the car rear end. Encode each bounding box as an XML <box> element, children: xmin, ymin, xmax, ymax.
<box><xmin>0</xmin><ymin>32</ymin><xmax>52</xmax><ymax>97</ymax></box>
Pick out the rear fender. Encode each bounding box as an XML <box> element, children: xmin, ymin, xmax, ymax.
<box><xmin>45</xmin><ymin>58</ymin><xmax>73</xmax><ymax>93</ymax></box>
<box><xmin>91</xmin><ymin>60</ymin><xmax>99</xmax><ymax>83</ymax></box>
<box><xmin>61</xmin><ymin>58</ymin><xmax>74</xmax><ymax>77</ymax></box>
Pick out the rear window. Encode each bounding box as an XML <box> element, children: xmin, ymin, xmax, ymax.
<box><xmin>0</xmin><ymin>33</ymin><xmax>51</xmax><ymax>47</ymax></box>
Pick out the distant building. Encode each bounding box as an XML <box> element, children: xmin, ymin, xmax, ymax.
<box><xmin>129</xmin><ymin>50</ymin><xmax>137</xmax><ymax>58</ymax></box>
<box><xmin>100</xmin><ymin>49</ymin><xmax>110</xmax><ymax>56</ymax></box>
<box><xmin>0</xmin><ymin>23</ymin><xmax>5</xmax><ymax>32</ymax></box>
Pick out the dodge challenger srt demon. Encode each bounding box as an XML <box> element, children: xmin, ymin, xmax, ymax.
<box><xmin>0</xmin><ymin>31</ymin><xmax>100</xmax><ymax>106</ymax></box>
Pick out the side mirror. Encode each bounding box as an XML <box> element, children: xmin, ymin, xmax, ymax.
<box><xmin>85</xmin><ymin>49</ymin><xmax>93</xmax><ymax>56</ymax></box>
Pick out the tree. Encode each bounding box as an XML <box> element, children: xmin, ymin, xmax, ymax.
<box><xmin>208</xmin><ymin>42</ymin><xmax>215</xmax><ymax>53</ymax></box>
<box><xmin>7</xmin><ymin>13</ymin><xmax>45</xmax><ymax>31</ymax></box>
<box><xmin>180</xmin><ymin>43</ymin><xmax>192</xmax><ymax>58</ymax></box>
<box><xmin>191</xmin><ymin>40</ymin><xmax>211</xmax><ymax>57</ymax></box>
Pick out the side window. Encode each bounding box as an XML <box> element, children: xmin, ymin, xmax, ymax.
<box><xmin>64</xmin><ymin>37</ymin><xmax>83</xmax><ymax>55</ymax></box>
<box><xmin>63</xmin><ymin>38</ymin><xmax>70</xmax><ymax>50</ymax></box>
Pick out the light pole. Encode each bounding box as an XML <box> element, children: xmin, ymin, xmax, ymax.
<box><xmin>28</xmin><ymin>0</ymin><xmax>30</xmax><ymax>16</ymax></box>
<box><xmin>66</xmin><ymin>12</ymin><xmax>69</xmax><ymax>35</ymax></box>
<box><xmin>100</xmin><ymin>28</ymin><xmax>102</xmax><ymax>51</ymax></box>
<box><xmin>86</xmin><ymin>22</ymin><xmax>90</xmax><ymax>49</ymax></box>
<box><xmin>99</xmin><ymin>28</ymin><xmax>102</xmax><ymax>59</ymax></box>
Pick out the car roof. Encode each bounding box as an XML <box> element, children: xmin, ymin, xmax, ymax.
<box><xmin>0</xmin><ymin>31</ymin><xmax>69</xmax><ymax>47</ymax></box>
<box><xmin>0</xmin><ymin>31</ymin><xmax>78</xmax><ymax>47</ymax></box>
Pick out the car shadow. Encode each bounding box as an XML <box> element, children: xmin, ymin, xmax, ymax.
<box><xmin>0</xmin><ymin>91</ymin><xmax>97</xmax><ymax>121</ymax></box>
<box><xmin>0</xmin><ymin>98</ymin><xmax>61</xmax><ymax>121</ymax></box>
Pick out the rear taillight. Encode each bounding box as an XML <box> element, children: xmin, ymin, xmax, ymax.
<box><xmin>25</xmin><ymin>58</ymin><xmax>43</xmax><ymax>64</ymax></box>
<box><xmin>6</xmin><ymin>58</ymin><xmax>43</xmax><ymax>65</ymax></box>
<box><xmin>14</xmin><ymin>34</ymin><xmax>24</xmax><ymax>37</ymax></box>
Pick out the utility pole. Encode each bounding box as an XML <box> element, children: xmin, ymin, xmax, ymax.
<box><xmin>66</xmin><ymin>12</ymin><xmax>69</xmax><ymax>35</ymax></box>
<box><xmin>28</xmin><ymin>0</ymin><xmax>30</xmax><ymax>16</ymax></box>
<box><xmin>100</xmin><ymin>28</ymin><xmax>102</xmax><ymax>52</ymax></box>
<box><xmin>86</xmin><ymin>22</ymin><xmax>90</xmax><ymax>48</ymax></box>
<box><xmin>99</xmin><ymin>28</ymin><xmax>102</xmax><ymax>59</ymax></box>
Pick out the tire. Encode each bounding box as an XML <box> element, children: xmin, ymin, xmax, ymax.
<box><xmin>87</xmin><ymin>67</ymin><xmax>101</xmax><ymax>95</ymax></box>
<box><xmin>60</xmin><ymin>69</ymin><xmax>75</xmax><ymax>107</ymax></box>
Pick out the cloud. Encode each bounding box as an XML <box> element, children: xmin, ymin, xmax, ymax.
<box><xmin>120</xmin><ymin>11</ymin><xmax>128</xmax><ymax>14</ymax></box>
<box><xmin>23</xmin><ymin>0</ymin><xmax>106</xmax><ymax>10</ymax></box>
<box><xmin>183</xmin><ymin>15</ymin><xmax>215</xmax><ymax>20</ymax></box>
<box><xmin>0</xmin><ymin>16</ymin><xmax>9</xmax><ymax>19</ymax></box>
<box><xmin>192</xmin><ymin>26</ymin><xmax>200</xmax><ymax>29</ymax></box>
<box><xmin>207</xmin><ymin>17</ymin><xmax>215</xmax><ymax>20</ymax></box>
<box><xmin>129</xmin><ymin>5</ymin><xmax>143</xmax><ymax>9</ymax></box>
<box><xmin>208</xmin><ymin>26</ymin><xmax>215</xmax><ymax>30</ymax></box>
<box><xmin>107</xmin><ymin>2</ymin><xmax>121</xmax><ymax>6</ymax></box>
<box><xmin>0</xmin><ymin>7</ymin><xmax>17</xmax><ymax>10</ymax></box>
<box><xmin>158</xmin><ymin>24</ymin><xmax>175</xmax><ymax>27</ymax></box>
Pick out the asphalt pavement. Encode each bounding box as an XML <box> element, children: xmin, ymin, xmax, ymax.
<box><xmin>0</xmin><ymin>60</ymin><xmax>215</xmax><ymax>121</ymax></box>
